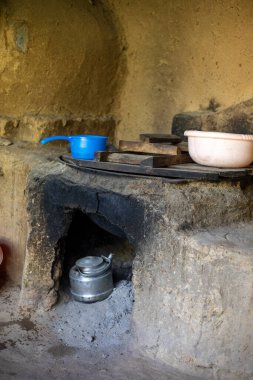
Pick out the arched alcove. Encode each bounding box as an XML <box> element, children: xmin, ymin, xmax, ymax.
<box><xmin>0</xmin><ymin>0</ymin><xmax>124</xmax><ymax>119</ymax></box>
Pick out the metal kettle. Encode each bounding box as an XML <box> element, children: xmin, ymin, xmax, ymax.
<box><xmin>69</xmin><ymin>254</ymin><xmax>113</xmax><ymax>303</ymax></box>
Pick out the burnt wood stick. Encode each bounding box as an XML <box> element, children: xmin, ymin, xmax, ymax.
<box><xmin>119</xmin><ymin>141</ymin><xmax>181</xmax><ymax>155</ymax></box>
<box><xmin>94</xmin><ymin>151</ymin><xmax>191</xmax><ymax>167</ymax></box>
<box><xmin>140</xmin><ymin>154</ymin><xmax>193</xmax><ymax>168</ymax></box>
<box><xmin>94</xmin><ymin>151</ymin><xmax>152</xmax><ymax>165</ymax></box>
<box><xmin>140</xmin><ymin>133</ymin><xmax>181</xmax><ymax>144</ymax></box>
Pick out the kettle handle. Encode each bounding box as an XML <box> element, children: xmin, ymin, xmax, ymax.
<box><xmin>101</xmin><ymin>253</ymin><xmax>113</xmax><ymax>267</ymax></box>
<box><xmin>40</xmin><ymin>136</ymin><xmax>71</xmax><ymax>145</ymax></box>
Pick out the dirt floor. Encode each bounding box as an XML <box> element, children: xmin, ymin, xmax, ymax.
<box><xmin>0</xmin><ymin>281</ymin><xmax>196</xmax><ymax>380</ymax></box>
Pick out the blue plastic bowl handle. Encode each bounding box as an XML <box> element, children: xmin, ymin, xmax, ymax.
<box><xmin>40</xmin><ymin>136</ymin><xmax>71</xmax><ymax>145</ymax></box>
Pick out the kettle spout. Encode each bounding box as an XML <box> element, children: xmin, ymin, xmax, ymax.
<box><xmin>108</xmin><ymin>253</ymin><xmax>113</xmax><ymax>263</ymax></box>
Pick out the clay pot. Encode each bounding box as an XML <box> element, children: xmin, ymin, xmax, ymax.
<box><xmin>184</xmin><ymin>130</ymin><xmax>253</xmax><ymax>168</ymax></box>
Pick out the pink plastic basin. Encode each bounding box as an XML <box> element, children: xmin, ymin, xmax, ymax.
<box><xmin>184</xmin><ymin>130</ymin><xmax>253</xmax><ymax>168</ymax></box>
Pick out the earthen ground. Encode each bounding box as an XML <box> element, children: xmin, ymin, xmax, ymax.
<box><xmin>0</xmin><ymin>281</ymin><xmax>195</xmax><ymax>380</ymax></box>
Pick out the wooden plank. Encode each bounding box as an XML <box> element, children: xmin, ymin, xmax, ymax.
<box><xmin>119</xmin><ymin>140</ymin><xmax>180</xmax><ymax>155</ymax></box>
<box><xmin>94</xmin><ymin>151</ymin><xmax>192</xmax><ymax>167</ymax></box>
<box><xmin>94</xmin><ymin>151</ymin><xmax>152</xmax><ymax>165</ymax></box>
<box><xmin>140</xmin><ymin>154</ymin><xmax>193</xmax><ymax>168</ymax></box>
<box><xmin>140</xmin><ymin>133</ymin><xmax>181</xmax><ymax>144</ymax></box>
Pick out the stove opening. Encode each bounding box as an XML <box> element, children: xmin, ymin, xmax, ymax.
<box><xmin>59</xmin><ymin>209</ymin><xmax>135</xmax><ymax>293</ymax></box>
<box><xmin>48</xmin><ymin>209</ymin><xmax>135</xmax><ymax>350</ymax></box>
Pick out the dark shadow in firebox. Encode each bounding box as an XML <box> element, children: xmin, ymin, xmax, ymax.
<box><xmin>59</xmin><ymin>209</ymin><xmax>135</xmax><ymax>291</ymax></box>
<box><xmin>0</xmin><ymin>243</ymin><xmax>11</xmax><ymax>288</ymax></box>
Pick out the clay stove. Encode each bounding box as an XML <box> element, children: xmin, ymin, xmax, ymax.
<box><xmin>8</xmin><ymin>143</ymin><xmax>251</xmax><ymax>379</ymax></box>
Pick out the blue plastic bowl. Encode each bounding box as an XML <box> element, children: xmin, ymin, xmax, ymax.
<box><xmin>40</xmin><ymin>135</ymin><xmax>108</xmax><ymax>160</ymax></box>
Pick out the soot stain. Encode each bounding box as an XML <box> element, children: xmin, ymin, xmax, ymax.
<box><xmin>0</xmin><ymin>317</ymin><xmax>37</xmax><ymax>332</ymax></box>
<box><xmin>18</xmin><ymin>317</ymin><xmax>37</xmax><ymax>332</ymax></box>
<box><xmin>47</xmin><ymin>344</ymin><xmax>77</xmax><ymax>358</ymax></box>
<box><xmin>0</xmin><ymin>342</ymin><xmax>7</xmax><ymax>350</ymax></box>
<box><xmin>0</xmin><ymin>339</ymin><xmax>16</xmax><ymax>350</ymax></box>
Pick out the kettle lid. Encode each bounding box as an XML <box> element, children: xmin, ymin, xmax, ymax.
<box><xmin>76</xmin><ymin>255</ymin><xmax>110</xmax><ymax>275</ymax></box>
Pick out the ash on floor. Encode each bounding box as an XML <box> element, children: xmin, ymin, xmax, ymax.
<box><xmin>38</xmin><ymin>280</ymin><xmax>134</xmax><ymax>350</ymax></box>
<box><xmin>0</xmin><ymin>281</ymin><xmax>196</xmax><ymax>380</ymax></box>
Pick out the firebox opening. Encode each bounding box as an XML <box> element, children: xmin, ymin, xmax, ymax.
<box><xmin>59</xmin><ymin>209</ymin><xmax>135</xmax><ymax>292</ymax></box>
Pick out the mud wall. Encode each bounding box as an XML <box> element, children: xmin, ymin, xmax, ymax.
<box><xmin>0</xmin><ymin>0</ymin><xmax>253</xmax><ymax>142</ymax></box>
<box><xmin>109</xmin><ymin>0</ymin><xmax>253</xmax><ymax>140</ymax></box>
<box><xmin>0</xmin><ymin>0</ymin><xmax>123</xmax><ymax>120</ymax></box>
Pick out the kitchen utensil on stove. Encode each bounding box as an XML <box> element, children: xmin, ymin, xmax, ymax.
<box><xmin>69</xmin><ymin>254</ymin><xmax>113</xmax><ymax>303</ymax></box>
<box><xmin>40</xmin><ymin>135</ymin><xmax>108</xmax><ymax>160</ymax></box>
<box><xmin>184</xmin><ymin>130</ymin><xmax>253</xmax><ymax>168</ymax></box>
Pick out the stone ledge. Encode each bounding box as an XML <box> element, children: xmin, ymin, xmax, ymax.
<box><xmin>172</xmin><ymin>98</ymin><xmax>253</xmax><ymax>138</ymax></box>
<box><xmin>189</xmin><ymin>222</ymin><xmax>253</xmax><ymax>257</ymax></box>
<box><xmin>0</xmin><ymin>115</ymin><xmax>116</xmax><ymax>144</ymax></box>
